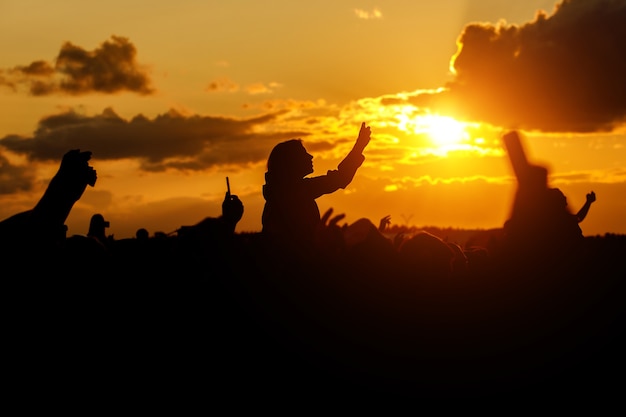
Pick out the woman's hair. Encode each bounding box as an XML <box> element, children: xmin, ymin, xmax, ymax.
<box><xmin>267</xmin><ymin>139</ymin><xmax>305</xmax><ymax>176</ymax></box>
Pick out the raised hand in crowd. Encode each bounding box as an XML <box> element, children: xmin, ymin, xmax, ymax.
<box><xmin>313</xmin><ymin>207</ymin><xmax>347</xmax><ymax>260</ymax></box>
<box><xmin>222</xmin><ymin>191</ymin><xmax>244</xmax><ymax>231</ymax></box>
<box><xmin>575</xmin><ymin>191</ymin><xmax>596</xmax><ymax>223</ymax></box>
<box><xmin>379</xmin><ymin>215</ymin><xmax>391</xmax><ymax>232</ymax></box>
<box><xmin>261</xmin><ymin>122</ymin><xmax>372</xmax><ymax>259</ymax></box>
<box><xmin>0</xmin><ymin>149</ymin><xmax>97</xmax><ymax>257</ymax></box>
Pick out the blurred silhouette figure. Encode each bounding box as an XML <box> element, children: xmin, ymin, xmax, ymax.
<box><xmin>261</xmin><ymin>122</ymin><xmax>371</xmax><ymax>260</ymax></box>
<box><xmin>0</xmin><ymin>149</ymin><xmax>96</xmax><ymax>260</ymax></box>
<box><xmin>501</xmin><ymin>131</ymin><xmax>591</xmax><ymax>263</ymax></box>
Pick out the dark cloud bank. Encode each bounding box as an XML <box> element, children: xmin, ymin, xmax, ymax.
<box><xmin>0</xmin><ymin>108</ymin><xmax>309</xmax><ymax>194</ymax></box>
<box><xmin>413</xmin><ymin>0</ymin><xmax>626</xmax><ymax>133</ymax></box>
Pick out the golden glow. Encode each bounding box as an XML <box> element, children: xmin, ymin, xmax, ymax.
<box><xmin>1</xmin><ymin>3</ymin><xmax>625</xmax><ymax>238</ymax></box>
<box><xmin>397</xmin><ymin>113</ymin><xmax>473</xmax><ymax>156</ymax></box>
<box><xmin>422</xmin><ymin>115</ymin><xmax>467</xmax><ymax>148</ymax></box>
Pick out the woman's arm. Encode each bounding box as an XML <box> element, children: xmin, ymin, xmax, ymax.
<box><xmin>336</xmin><ymin>122</ymin><xmax>371</xmax><ymax>180</ymax></box>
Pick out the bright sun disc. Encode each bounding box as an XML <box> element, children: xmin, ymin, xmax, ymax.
<box><xmin>424</xmin><ymin>115</ymin><xmax>466</xmax><ymax>146</ymax></box>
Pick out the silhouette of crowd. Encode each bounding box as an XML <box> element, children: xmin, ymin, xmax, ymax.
<box><xmin>1</xmin><ymin>125</ymin><xmax>624</xmax><ymax>403</ymax></box>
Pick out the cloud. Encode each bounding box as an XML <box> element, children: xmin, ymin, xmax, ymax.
<box><xmin>0</xmin><ymin>153</ymin><xmax>36</xmax><ymax>195</ymax></box>
<box><xmin>354</xmin><ymin>8</ymin><xmax>383</xmax><ymax>20</ymax></box>
<box><xmin>245</xmin><ymin>82</ymin><xmax>282</xmax><ymax>95</ymax></box>
<box><xmin>420</xmin><ymin>0</ymin><xmax>626</xmax><ymax>133</ymax></box>
<box><xmin>206</xmin><ymin>77</ymin><xmax>240</xmax><ymax>92</ymax></box>
<box><xmin>0</xmin><ymin>36</ymin><xmax>154</xmax><ymax>96</ymax></box>
<box><xmin>0</xmin><ymin>107</ymin><xmax>309</xmax><ymax>173</ymax></box>
<box><xmin>206</xmin><ymin>78</ymin><xmax>282</xmax><ymax>95</ymax></box>
<box><xmin>0</xmin><ymin>88</ymin><xmax>546</xmax><ymax>204</ymax></box>
<box><xmin>242</xmin><ymin>98</ymin><xmax>331</xmax><ymax>114</ymax></box>
<box><xmin>245</xmin><ymin>83</ymin><xmax>272</xmax><ymax>95</ymax></box>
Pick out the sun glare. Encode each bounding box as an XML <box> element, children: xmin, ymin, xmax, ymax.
<box><xmin>396</xmin><ymin>111</ymin><xmax>473</xmax><ymax>155</ymax></box>
<box><xmin>423</xmin><ymin>115</ymin><xmax>466</xmax><ymax>147</ymax></box>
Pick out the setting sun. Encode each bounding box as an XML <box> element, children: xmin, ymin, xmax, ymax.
<box><xmin>0</xmin><ymin>1</ymin><xmax>622</xmax><ymax>401</ymax></box>
<box><xmin>0</xmin><ymin>0</ymin><xmax>624</xmax><ymax>240</ymax></box>
<box><xmin>423</xmin><ymin>115</ymin><xmax>467</xmax><ymax>147</ymax></box>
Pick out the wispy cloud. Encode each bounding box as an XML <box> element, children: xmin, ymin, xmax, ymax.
<box><xmin>205</xmin><ymin>77</ymin><xmax>240</xmax><ymax>92</ymax></box>
<box><xmin>244</xmin><ymin>81</ymin><xmax>282</xmax><ymax>95</ymax></box>
<box><xmin>354</xmin><ymin>8</ymin><xmax>383</xmax><ymax>20</ymax></box>
<box><xmin>206</xmin><ymin>78</ymin><xmax>282</xmax><ymax>95</ymax></box>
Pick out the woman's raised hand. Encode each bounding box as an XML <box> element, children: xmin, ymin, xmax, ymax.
<box><xmin>355</xmin><ymin>122</ymin><xmax>371</xmax><ymax>153</ymax></box>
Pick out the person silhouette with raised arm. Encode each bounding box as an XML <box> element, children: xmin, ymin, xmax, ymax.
<box><xmin>174</xmin><ymin>185</ymin><xmax>244</xmax><ymax>263</ymax></box>
<box><xmin>501</xmin><ymin>130</ymin><xmax>590</xmax><ymax>264</ymax></box>
<box><xmin>261</xmin><ymin>122</ymin><xmax>371</xmax><ymax>261</ymax></box>
<box><xmin>186</xmin><ymin>191</ymin><xmax>244</xmax><ymax>236</ymax></box>
<box><xmin>0</xmin><ymin>149</ymin><xmax>97</xmax><ymax>262</ymax></box>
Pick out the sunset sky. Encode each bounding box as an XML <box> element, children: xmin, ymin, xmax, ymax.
<box><xmin>1</xmin><ymin>0</ymin><xmax>625</xmax><ymax>240</ymax></box>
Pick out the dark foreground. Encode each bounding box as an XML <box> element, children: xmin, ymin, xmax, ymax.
<box><xmin>4</xmin><ymin>233</ymin><xmax>625</xmax><ymax>408</ymax></box>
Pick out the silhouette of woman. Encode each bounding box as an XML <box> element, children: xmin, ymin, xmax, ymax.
<box><xmin>261</xmin><ymin>122</ymin><xmax>371</xmax><ymax>259</ymax></box>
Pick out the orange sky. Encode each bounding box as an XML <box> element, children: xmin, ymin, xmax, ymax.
<box><xmin>1</xmin><ymin>0</ymin><xmax>625</xmax><ymax>239</ymax></box>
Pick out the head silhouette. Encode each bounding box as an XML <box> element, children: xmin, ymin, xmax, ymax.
<box><xmin>267</xmin><ymin>139</ymin><xmax>313</xmax><ymax>179</ymax></box>
<box><xmin>88</xmin><ymin>213</ymin><xmax>109</xmax><ymax>238</ymax></box>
